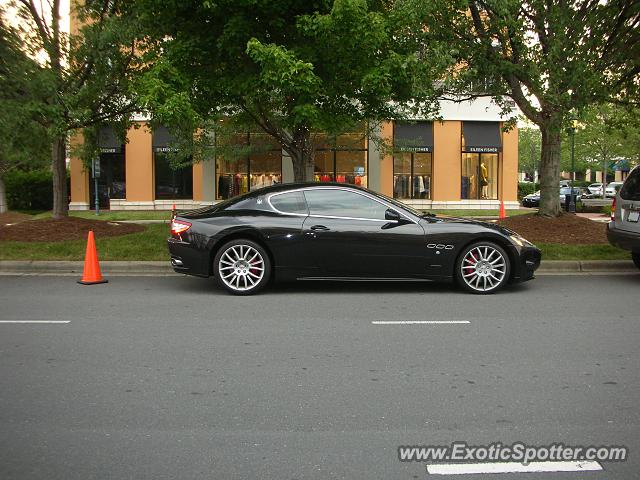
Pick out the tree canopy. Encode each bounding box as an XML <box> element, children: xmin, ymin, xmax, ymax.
<box><xmin>425</xmin><ymin>0</ymin><xmax>640</xmax><ymax>216</ymax></box>
<box><xmin>4</xmin><ymin>0</ymin><xmax>145</xmax><ymax>218</ymax></box>
<box><xmin>130</xmin><ymin>0</ymin><xmax>451</xmax><ymax>181</ymax></box>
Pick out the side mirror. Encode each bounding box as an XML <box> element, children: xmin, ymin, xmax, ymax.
<box><xmin>385</xmin><ymin>208</ymin><xmax>401</xmax><ymax>222</ymax></box>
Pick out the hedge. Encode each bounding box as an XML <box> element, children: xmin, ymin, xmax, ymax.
<box><xmin>4</xmin><ymin>169</ymin><xmax>65</xmax><ymax>211</ymax></box>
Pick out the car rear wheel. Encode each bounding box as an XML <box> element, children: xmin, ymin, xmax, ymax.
<box><xmin>633</xmin><ymin>252</ymin><xmax>640</xmax><ymax>270</ymax></box>
<box><xmin>456</xmin><ymin>241</ymin><xmax>511</xmax><ymax>294</ymax></box>
<box><xmin>214</xmin><ymin>239</ymin><xmax>271</xmax><ymax>295</ymax></box>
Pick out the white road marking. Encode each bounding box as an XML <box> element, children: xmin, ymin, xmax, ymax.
<box><xmin>371</xmin><ymin>320</ymin><xmax>470</xmax><ymax>325</ymax></box>
<box><xmin>0</xmin><ymin>320</ymin><xmax>70</xmax><ymax>324</ymax></box>
<box><xmin>426</xmin><ymin>461</ymin><xmax>602</xmax><ymax>475</ymax></box>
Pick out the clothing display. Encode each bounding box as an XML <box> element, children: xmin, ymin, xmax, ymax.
<box><xmin>217</xmin><ymin>173</ymin><xmax>281</xmax><ymax>199</ymax></box>
<box><xmin>394</xmin><ymin>175</ymin><xmax>430</xmax><ymax>199</ymax></box>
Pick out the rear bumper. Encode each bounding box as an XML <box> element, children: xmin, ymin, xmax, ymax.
<box><xmin>607</xmin><ymin>223</ymin><xmax>640</xmax><ymax>253</ymax></box>
<box><xmin>167</xmin><ymin>237</ymin><xmax>210</xmax><ymax>277</ymax></box>
<box><xmin>510</xmin><ymin>245</ymin><xmax>541</xmax><ymax>283</ymax></box>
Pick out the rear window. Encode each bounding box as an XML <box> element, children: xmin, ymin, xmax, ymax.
<box><xmin>620</xmin><ymin>168</ymin><xmax>640</xmax><ymax>201</ymax></box>
<box><xmin>269</xmin><ymin>191</ymin><xmax>308</xmax><ymax>214</ymax></box>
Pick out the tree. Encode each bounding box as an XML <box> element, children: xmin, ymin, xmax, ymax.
<box><xmin>7</xmin><ymin>0</ymin><xmax>144</xmax><ymax>218</ymax></box>
<box><xmin>0</xmin><ymin>9</ymin><xmax>49</xmax><ymax>213</ymax></box>
<box><xmin>518</xmin><ymin>125</ymin><xmax>540</xmax><ymax>182</ymax></box>
<box><xmin>427</xmin><ymin>0</ymin><xmax>640</xmax><ymax>216</ymax></box>
<box><xmin>130</xmin><ymin>0</ymin><xmax>449</xmax><ymax>181</ymax></box>
<box><xmin>569</xmin><ymin>104</ymin><xmax>640</xmax><ymax>191</ymax></box>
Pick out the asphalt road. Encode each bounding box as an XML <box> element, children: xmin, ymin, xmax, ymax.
<box><xmin>0</xmin><ymin>274</ymin><xmax>639</xmax><ymax>480</ymax></box>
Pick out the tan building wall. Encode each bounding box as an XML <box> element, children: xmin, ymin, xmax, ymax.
<box><xmin>125</xmin><ymin>125</ymin><xmax>154</xmax><ymax>202</ymax></box>
<box><xmin>379</xmin><ymin>122</ymin><xmax>393</xmax><ymax>197</ymax></box>
<box><xmin>192</xmin><ymin>163</ymin><xmax>203</xmax><ymax>202</ymax></box>
<box><xmin>69</xmin><ymin>133</ymin><xmax>89</xmax><ymax>206</ymax></box>
<box><xmin>432</xmin><ymin>121</ymin><xmax>462</xmax><ymax>201</ymax></box>
<box><xmin>501</xmin><ymin>125</ymin><xmax>518</xmax><ymax>202</ymax></box>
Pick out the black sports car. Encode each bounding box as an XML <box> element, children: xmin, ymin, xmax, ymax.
<box><xmin>168</xmin><ymin>183</ymin><xmax>541</xmax><ymax>295</ymax></box>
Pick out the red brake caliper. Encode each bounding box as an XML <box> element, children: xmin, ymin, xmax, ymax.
<box><xmin>465</xmin><ymin>251</ymin><xmax>477</xmax><ymax>273</ymax></box>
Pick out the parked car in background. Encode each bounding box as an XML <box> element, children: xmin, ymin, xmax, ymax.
<box><xmin>559</xmin><ymin>180</ymin><xmax>571</xmax><ymax>187</ymax></box>
<box><xmin>522</xmin><ymin>190</ymin><xmax>540</xmax><ymax>208</ymax></box>
<box><xmin>605</xmin><ymin>182</ymin><xmax>624</xmax><ymax>197</ymax></box>
<box><xmin>587</xmin><ymin>183</ymin><xmax>603</xmax><ymax>195</ymax></box>
<box><xmin>559</xmin><ymin>186</ymin><xmax>584</xmax><ymax>207</ymax></box>
<box><xmin>607</xmin><ymin>166</ymin><xmax>640</xmax><ymax>269</ymax></box>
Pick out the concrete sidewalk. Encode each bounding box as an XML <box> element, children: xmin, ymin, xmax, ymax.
<box><xmin>0</xmin><ymin>260</ymin><xmax>636</xmax><ymax>276</ymax></box>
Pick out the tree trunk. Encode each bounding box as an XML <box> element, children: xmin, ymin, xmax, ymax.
<box><xmin>0</xmin><ymin>175</ymin><xmax>7</xmax><ymax>214</ymax></box>
<box><xmin>51</xmin><ymin>136</ymin><xmax>68</xmax><ymax>219</ymax></box>
<box><xmin>538</xmin><ymin>120</ymin><xmax>562</xmax><ymax>217</ymax></box>
<box><xmin>288</xmin><ymin>127</ymin><xmax>315</xmax><ymax>182</ymax></box>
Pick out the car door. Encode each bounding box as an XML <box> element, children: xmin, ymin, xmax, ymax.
<box><xmin>301</xmin><ymin>187</ymin><xmax>429</xmax><ymax>277</ymax></box>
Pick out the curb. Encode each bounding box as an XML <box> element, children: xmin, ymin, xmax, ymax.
<box><xmin>0</xmin><ymin>260</ymin><xmax>636</xmax><ymax>276</ymax></box>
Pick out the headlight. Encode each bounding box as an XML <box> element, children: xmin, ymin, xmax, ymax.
<box><xmin>510</xmin><ymin>234</ymin><xmax>533</xmax><ymax>247</ymax></box>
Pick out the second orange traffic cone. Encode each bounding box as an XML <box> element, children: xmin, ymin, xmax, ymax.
<box><xmin>77</xmin><ymin>230</ymin><xmax>108</xmax><ymax>285</ymax></box>
<box><xmin>499</xmin><ymin>200</ymin><xmax>507</xmax><ymax>219</ymax></box>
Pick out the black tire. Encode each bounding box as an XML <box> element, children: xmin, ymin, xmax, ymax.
<box><xmin>455</xmin><ymin>241</ymin><xmax>511</xmax><ymax>294</ymax></box>
<box><xmin>633</xmin><ymin>252</ymin><xmax>640</xmax><ymax>270</ymax></box>
<box><xmin>213</xmin><ymin>239</ymin><xmax>271</xmax><ymax>295</ymax></box>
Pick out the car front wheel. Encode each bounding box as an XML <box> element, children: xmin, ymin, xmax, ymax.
<box><xmin>214</xmin><ymin>239</ymin><xmax>271</xmax><ymax>295</ymax></box>
<box><xmin>633</xmin><ymin>252</ymin><xmax>640</xmax><ymax>270</ymax></box>
<box><xmin>456</xmin><ymin>241</ymin><xmax>511</xmax><ymax>294</ymax></box>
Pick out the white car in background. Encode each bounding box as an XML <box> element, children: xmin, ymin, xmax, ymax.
<box><xmin>605</xmin><ymin>182</ymin><xmax>624</xmax><ymax>197</ymax></box>
<box><xmin>588</xmin><ymin>183</ymin><xmax>603</xmax><ymax>195</ymax></box>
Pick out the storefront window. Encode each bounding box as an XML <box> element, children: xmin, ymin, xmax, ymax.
<box><xmin>461</xmin><ymin>153</ymin><xmax>498</xmax><ymax>200</ymax></box>
<box><xmin>154</xmin><ymin>152</ymin><xmax>193</xmax><ymax>199</ymax></box>
<box><xmin>216</xmin><ymin>132</ymin><xmax>282</xmax><ymax>199</ymax></box>
<box><xmin>392</xmin><ymin>122</ymin><xmax>433</xmax><ymax>199</ymax></box>
<box><xmin>461</xmin><ymin>121</ymin><xmax>501</xmax><ymax>200</ymax></box>
<box><xmin>313</xmin><ymin>129</ymin><xmax>368</xmax><ymax>186</ymax></box>
<box><xmin>90</xmin><ymin>126</ymin><xmax>126</xmax><ymax>209</ymax></box>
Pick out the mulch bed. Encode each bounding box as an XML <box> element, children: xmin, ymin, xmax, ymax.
<box><xmin>496</xmin><ymin>213</ymin><xmax>608</xmax><ymax>244</ymax></box>
<box><xmin>0</xmin><ymin>216</ymin><xmax>145</xmax><ymax>242</ymax></box>
<box><xmin>0</xmin><ymin>211</ymin><xmax>33</xmax><ymax>227</ymax></box>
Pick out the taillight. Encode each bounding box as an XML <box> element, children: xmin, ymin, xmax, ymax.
<box><xmin>610</xmin><ymin>197</ymin><xmax>616</xmax><ymax>221</ymax></box>
<box><xmin>170</xmin><ymin>219</ymin><xmax>191</xmax><ymax>236</ymax></box>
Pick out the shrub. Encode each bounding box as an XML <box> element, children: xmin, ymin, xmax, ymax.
<box><xmin>4</xmin><ymin>169</ymin><xmax>58</xmax><ymax>211</ymax></box>
<box><xmin>518</xmin><ymin>182</ymin><xmax>537</xmax><ymax>199</ymax></box>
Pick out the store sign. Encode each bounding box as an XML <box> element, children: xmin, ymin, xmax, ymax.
<box><xmin>396</xmin><ymin>146</ymin><xmax>433</xmax><ymax>153</ymax></box>
<box><xmin>467</xmin><ymin>146</ymin><xmax>499</xmax><ymax>153</ymax></box>
<box><xmin>154</xmin><ymin>146</ymin><xmax>179</xmax><ymax>153</ymax></box>
<box><xmin>99</xmin><ymin>147</ymin><xmax>118</xmax><ymax>154</ymax></box>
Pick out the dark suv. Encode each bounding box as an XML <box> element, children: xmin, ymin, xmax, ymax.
<box><xmin>607</xmin><ymin>166</ymin><xmax>640</xmax><ymax>269</ymax></box>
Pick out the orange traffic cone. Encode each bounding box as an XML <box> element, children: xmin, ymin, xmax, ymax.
<box><xmin>499</xmin><ymin>200</ymin><xmax>507</xmax><ymax>219</ymax></box>
<box><xmin>77</xmin><ymin>230</ymin><xmax>108</xmax><ymax>285</ymax></box>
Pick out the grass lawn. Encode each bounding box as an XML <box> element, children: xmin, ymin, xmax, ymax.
<box><xmin>0</xmin><ymin>222</ymin><xmax>630</xmax><ymax>261</ymax></box>
<box><xmin>30</xmin><ymin>210</ymin><xmax>173</xmax><ymax>221</ymax></box>
<box><xmin>537</xmin><ymin>243</ymin><xmax>630</xmax><ymax>261</ymax></box>
<box><xmin>0</xmin><ymin>224</ymin><xmax>168</xmax><ymax>261</ymax></box>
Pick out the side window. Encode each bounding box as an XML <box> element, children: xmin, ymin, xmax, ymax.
<box><xmin>620</xmin><ymin>168</ymin><xmax>640</xmax><ymax>201</ymax></box>
<box><xmin>269</xmin><ymin>191</ymin><xmax>308</xmax><ymax>214</ymax></box>
<box><xmin>303</xmin><ymin>189</ymin><xmax>388</xmax><ymax>220</ymax></box>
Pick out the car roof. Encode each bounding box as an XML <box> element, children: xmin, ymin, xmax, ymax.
<box><xmin>244</xmin><ymin>182</ymin><xmax>369</xmax><ymax>196</ymax></box>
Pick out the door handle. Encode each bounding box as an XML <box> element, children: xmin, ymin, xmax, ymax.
<box><xmin>310</xmin><ymin>225</ymin><xmax>330</xmax><ymax>231</ymax></box>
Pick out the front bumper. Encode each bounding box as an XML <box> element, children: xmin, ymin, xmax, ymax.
<box><xmin>607</xmin><ymin>223</ymin><xmax>640</xmax><ymax>253</ymax></box>
<box><xmin>510</xmin><ymin>245</ymin><xmax>541</xmax><ymax>283</ymax></box>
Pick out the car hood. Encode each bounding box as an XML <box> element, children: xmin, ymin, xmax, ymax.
<box><xmin>424</xmin><ymin>215</ymin><xmax>517</xmax><ymax>236</ymax></box>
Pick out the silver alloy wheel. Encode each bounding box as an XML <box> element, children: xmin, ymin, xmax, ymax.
<box><xmin>460</xmin><ymin>245</ymin><xmax>507</xmax><ymax>292</ymax></box>
<box><xmin>218</xmin><ymin>244</ymin><xmax>265</xmax><ymax>292</ymax></box>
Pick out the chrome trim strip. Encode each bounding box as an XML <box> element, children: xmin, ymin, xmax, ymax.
<box><xmin>267</xmin><ymin>186</ymin><xmax>418</xmax><ymax>224</ymax></box>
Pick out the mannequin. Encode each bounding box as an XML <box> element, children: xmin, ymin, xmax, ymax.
<box><xmin>480</xmin><ymin>162</ymin><xmax>489</xmax><ymax>199</ymax></box>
